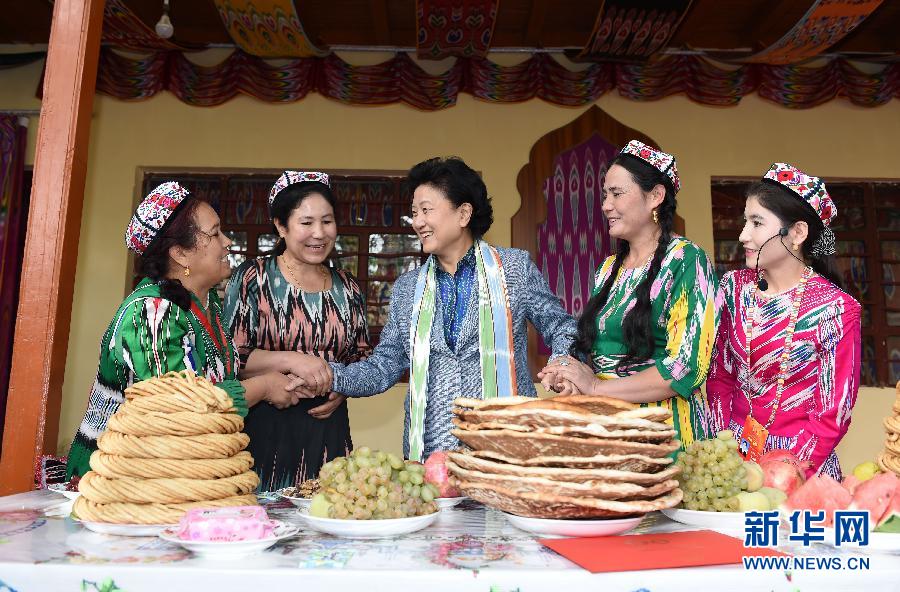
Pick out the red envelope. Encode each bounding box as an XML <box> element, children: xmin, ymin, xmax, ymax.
<box><xmin>540</xmin><ymin>530</ymin><xmax>787</xmax><ymax>573</ymax></box>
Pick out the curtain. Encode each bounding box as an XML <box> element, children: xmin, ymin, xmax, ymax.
<box><xmin>536</xmin><ymin>134</ymin><xmax>618</xmax><ymax>353</ymax></box>
<box><xmin>0</xmin><ymin>115</ymin><xmax>29</xmax><ymax>447</ymax></box>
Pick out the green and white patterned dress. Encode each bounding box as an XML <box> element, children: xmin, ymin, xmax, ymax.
<box><xmin>66</xmin><ymin>279</ymin><xmax>246</xmax><ymax>479</ymax></box>
<box><xmin>590</xmin><ymin>237</ymin><xmax>718</xmax><ymax>450</ymax></box>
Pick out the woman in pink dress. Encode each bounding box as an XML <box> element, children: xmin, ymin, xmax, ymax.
<box><xmin>707</xmin><ymin>163</ymin><xmax>861</xmax><ymax>479</ymax></box>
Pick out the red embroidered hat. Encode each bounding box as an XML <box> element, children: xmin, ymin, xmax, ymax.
<box><xmin>762</xmin><ymin>162</ymin><xmax>836</xmax><ymax>227</ymax></box>
<box><xmin>620</xmin><ymin>140</ymin><xmax>681</xmax><ymax>194</ymax></box>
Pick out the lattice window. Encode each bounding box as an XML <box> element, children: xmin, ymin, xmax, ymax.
<box><xmin>712</xmin><ymin>178</ymin><xmax>900</xmax><ymax>387</ymax></box>
<box><xmin>134</xmin><ymin>170</ymin><xmax>422</xmax><ymax>345</ymax></box>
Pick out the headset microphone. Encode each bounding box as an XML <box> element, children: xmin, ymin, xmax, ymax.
<box><xmin>755</xmin><ymin>227</ymin><xmax>789</xmax><ymax>291</ymax></box>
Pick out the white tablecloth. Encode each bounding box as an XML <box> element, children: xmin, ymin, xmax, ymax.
<box><xmin>0</xmin><ymin>490</ymin><xmax>897</xmax><ymax>591</ymax></box>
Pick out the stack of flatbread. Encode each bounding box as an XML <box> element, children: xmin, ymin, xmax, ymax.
<box><xmin>73</xmin><ymin>371</ymin><xmax>259</xmax><ymax>525</ymax></box>
<box><xmin>448</xmin><ymin>395</ymin><xmax>683</xmax><ymax>519</ymax></box>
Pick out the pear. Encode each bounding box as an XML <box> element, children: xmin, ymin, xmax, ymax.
<box><xmin>736</xmin><ymin>491</ymin><xmax>771</xmax><ymax>512</ymax></box>
<box><xmin>758</xmin><ymin>486</ymin><xmax>788</xmax><ymax>508</ymax></box>
<box><xmin>309</xmin><ymin>492</ymin><xmax>333</xmax><ymax>518</ymax></box>
<box><xmin>853</xmin><ymin>461</ymin><xmax>880</xmax><ymax>482</ymax></box>
<box><xmin>744</xmin><ymin>460</ymin><xmax>765</xmax><ymax>492</ymax></box>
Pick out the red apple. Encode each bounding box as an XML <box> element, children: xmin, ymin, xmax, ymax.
<box><xmin>424</xmin><ymin>451</ymin><xmax>460</xmax><ymax>498</ymax></box>
<box><xmin>759</xmin><ymin>450</ymin><xmax>808</xmax><ymax>497</ymax></box>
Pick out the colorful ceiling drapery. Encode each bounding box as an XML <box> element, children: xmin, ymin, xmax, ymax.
<box><xmin>92</xmin><ymin>47</ymin><xmax>900</xmax><ymax>110</ymax></box>
<box><xmin>575</xmin><ymin>0</ymin><xmax>694</xmax><ymax>62</ymax></box>
<box><xmin>213</xmin><ymin>0</ymin><xmax>328</xmax><ymax>57</ymax></box>
<box><xmin>416</xmin><ymin>0</ymin><xmax>500</xmax><ymax>59</ymax></box>
<box><xmin>739</xmin><ymin>0</ymin><xmax>884</xmax><ymax>65</ymax></box>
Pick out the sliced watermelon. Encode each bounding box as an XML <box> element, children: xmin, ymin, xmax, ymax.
<box><xmin>784</xmin><ymin>475</ymin><xmax>852</xmax><ymax>526</ymax></box>
<box><xmin>875</xmin><ymin>481</ymin><xmax>900</xmax><ymax>531</ymax></box>
<box><xmin>841</xmin><ymin>475</ymin><xmax>861</xmax><ymax>496</ymax></box>
<box><xmin>850</xmin><ymin>471</ymin><xmax>899</xmax><ymax>525</ymax></box>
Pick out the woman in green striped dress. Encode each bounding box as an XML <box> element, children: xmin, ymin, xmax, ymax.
<box><xmin>66</xmin><ymin>182</ymin><xmax>307</xmax><ymax>478</ymax></box>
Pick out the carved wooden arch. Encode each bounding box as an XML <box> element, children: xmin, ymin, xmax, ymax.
<box><xmin>512</xmin><ymin>105</ymin><xmax>684</xmax><ymax>379</ymax></box>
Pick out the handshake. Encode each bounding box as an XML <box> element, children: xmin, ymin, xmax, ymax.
<box><xmin>259</xmin><ymin>352</ymin><xmax>341</xmax><ymax>419</ymax></box>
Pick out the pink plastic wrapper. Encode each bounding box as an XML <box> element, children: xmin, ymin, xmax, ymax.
<box><xmin>175</xmin><ymin>506</ymin><xmax>276</xmax><ymax>542</ymax></box>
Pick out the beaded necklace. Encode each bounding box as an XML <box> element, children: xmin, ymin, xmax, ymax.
<box><xmin>743</xmin><ymin>266</ymin><xmax>813</xmax><ymax>429</ymax></box>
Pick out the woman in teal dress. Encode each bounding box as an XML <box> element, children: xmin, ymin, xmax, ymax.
<box><xmin>66</xmin><ymin>182</ymin><xmax>302</xmax><ymax>478</ymax></box>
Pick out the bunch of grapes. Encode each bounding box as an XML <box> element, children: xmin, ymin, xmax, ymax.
<box><xmin>314</xmin><ymin>447</ymin><xmax>439</xmax><ymax>520</ymax></box>
<box><xmin>675</xmin><ymin>430</ymin><xmax>748</xmax><ymax>512</ymax></box>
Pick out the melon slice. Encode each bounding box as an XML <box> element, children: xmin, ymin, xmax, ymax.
<box><xmin>784</xmin><ymin>475</ymin><xmax>852</xmax><ymax>527</ymax></box>
<box><xmin>875</xmin><ymin>481</ymin><xmax>900</xmax><ymax>532</ymax></box>
<box><xmin>841</xmin><ymin>475</ymin><xmax>861</xmax><ymax>496</ymax></box>
<box><xmin>849</xmin><ymin>471</ymin><xmax>898</xmax><ymax>525</ymax></box>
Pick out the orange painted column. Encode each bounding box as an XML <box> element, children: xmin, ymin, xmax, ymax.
<box><xmin>0</xmin><ymin>0</ymin><xmax>105</xmax><ymax>494</ymax></box>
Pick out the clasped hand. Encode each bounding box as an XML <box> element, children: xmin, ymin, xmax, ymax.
<box><xmin>537</xmin><ymin>355</ymin><xmax>598</xmax><ymax>395</ymax></box>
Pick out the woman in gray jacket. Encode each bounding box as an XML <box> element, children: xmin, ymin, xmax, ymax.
<box><xmin>324</xmin><ymin>157</ymin><xmax>577</xmax><ymax>460</ymax></box>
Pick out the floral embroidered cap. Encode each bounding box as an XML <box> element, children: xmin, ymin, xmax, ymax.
<box><xmin>268</xmin><ymin>170</ymin><xmax>330</xmax><ymax>206</ymax></box>
<box><xmin>125</xmin><ymin>181</ymin><xmax>192</xmax><ymax>255</ymax></box>
<box><xmin>619</xmin><ymin>140</ymin><xmax>681</xmax><ymax>194</ymax></box>
<box><xmin>762</xmin><ymin>162</ymin><xmax>836</xmax><ymax>227</ymax></box>
<box><xmin>762</xmin><ymin>162</ymin><xmax>837</xmax><ymax>257</ymax></box>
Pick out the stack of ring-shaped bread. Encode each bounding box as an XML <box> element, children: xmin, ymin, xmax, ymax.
<box><xmin>73</xmin><ymin>370</ymin><xmax>259</xmax><ymax>524</ymax></box>
<box><xmin>877</xmin><ymin>385</ymin><xmax>900</xmax><ymax>477</ymax></box>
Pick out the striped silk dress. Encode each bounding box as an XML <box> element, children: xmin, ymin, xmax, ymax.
<box><xmin>707</xmin><ymin>268</ymin><xmax>861</xmax><ymax>479</ymax></box>
<box><xmin>590</xmin><ymin>237</ymin><xmax>719</xmax><ymax>450</ymax></box>
<box><xmin>225</xmin><ymin>256</ymin><xmax>370</xmax><ymax>491</ymax></box>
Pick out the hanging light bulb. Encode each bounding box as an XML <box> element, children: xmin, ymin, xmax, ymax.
<box><xmin>155</xmin><ymin>0</ymin><xmax>174</xmax><ymax>39</ymax></box>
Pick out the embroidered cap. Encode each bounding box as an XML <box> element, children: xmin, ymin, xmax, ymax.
<box><xmin>762</xmin><ymin>162</ymin><xmax>836</xmax><ymax>227</ymax></box>
<box><xmin>268</xmin><ymin>171</ymin><xmax>330</xmax><ymax>206</ymax></box>
<box><xmin>125</xmin><ymin>181</ymin><xmax>192</xmax><ymax>255</ymax></box>
<box><xmin>619</xmin><ymin>140</ymin><xmax>681</xmax><ymax>194</ymax></box>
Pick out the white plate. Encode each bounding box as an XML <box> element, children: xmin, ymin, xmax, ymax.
<box><xmin>297</xmin><ymin>509</ymin><xmax>440</xmax><ymax>539</ymax></box>
<box><xmin>159</xmin><ymin>521</ymin><xmax>299</xmax><ymax>559</ymax></box>
<box><xmin>48</xmin><ymin>483</ymin><xmax>81</xmax><ymax>500</ymax></box>
<box><xmin>866</xmin><ymin>531</ymin><xmax>900</xmax><ymax>552</ymax></box>
<box><xmin>503</xmin><ymin>512</ymin><xmax>644</xmax><ymax>538</ymax></box>
<box><xmin>821</xmin><ymin>527</ymin><xmax>900</xmax><ymax>553</ymax></box>
<box><xmin>661</xmin><ymin>508</ymin><xmax>748</xmax><ymax>531</ymax></box>
<box><xmin>79</xmin><ymin>521</ymin><xmax>176</xmax><ymax>537</ymax></box>
<box><xmin>275</xmin><ymin>489</ymin><xmax>312</xmax><ymax>510</ymax></box>
<box><xmin>435</xmin><ymin>496</ymin><xmax>466</xmax><ymax>510</ymax></box>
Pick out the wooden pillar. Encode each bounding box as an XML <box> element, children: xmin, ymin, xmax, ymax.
<box><xmin>0</xmin><ymin>0</ymin><xmax>105</xmax><ymax>494</ymax></box>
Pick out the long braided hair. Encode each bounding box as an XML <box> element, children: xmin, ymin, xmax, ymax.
<box><xmin>570</xmin><ymin>154</ymin><xmax>677</xmax><ymax>373</ymax></box>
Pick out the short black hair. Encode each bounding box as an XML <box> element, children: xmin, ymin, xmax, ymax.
<box><xmin>405</xmin><ymin>157</ymin><xmax>493</xmax><ymax>238</ymax></box>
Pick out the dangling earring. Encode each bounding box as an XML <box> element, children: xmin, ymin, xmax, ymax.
<box><xmin>652</xmin><ymin>210</ymin><xmax>659</xmax><ymax>225</ymax></box>
<box><xmin>183</xmin><ymin>266</ymin><xmax>191</xmax><ymax>277</ymax></box>
<box><xmin>793</xmin><ymin>244</ymin><xmax>800</xmax><ymax>252</ymax></box>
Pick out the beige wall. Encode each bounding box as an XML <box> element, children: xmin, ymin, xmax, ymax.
<box><xmin>1</xmin><ymin>54</ymin><xmax>897</xmax><ymax>472</ymax></box>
